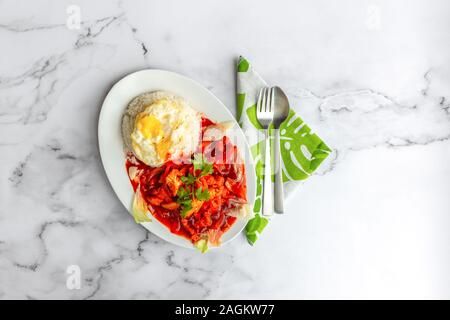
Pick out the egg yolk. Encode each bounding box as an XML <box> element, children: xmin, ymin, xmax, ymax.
<box><xmin>133</xmin><ymin>113</ymin><xmax>172</xmax><ymax>162</ymax></box>
<box><xmin>135</xmin><ymin>115</ymin><xmax>162</xmax><ymax>139</ymax></box>
<box><xmin>156</xmin><ymin>138</ymin><xmax>171</xmax><ymax>159</ymax></box>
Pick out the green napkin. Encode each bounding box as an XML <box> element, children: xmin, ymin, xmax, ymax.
<box><xmin>236</xmin><ymin>56</ymin><xmax>332</xmax><ymax>245</ymax></box>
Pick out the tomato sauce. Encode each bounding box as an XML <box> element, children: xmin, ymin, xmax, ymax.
<box><xmin>125</xmin><ymin>117</ymin><xmax>247</xmax><ymax>244</ymax></box>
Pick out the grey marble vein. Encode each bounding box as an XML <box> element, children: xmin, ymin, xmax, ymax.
<box><xmin>0</xmin><ymin>0</ymin><xmax>449</xmax><ymax>300</ymax></box>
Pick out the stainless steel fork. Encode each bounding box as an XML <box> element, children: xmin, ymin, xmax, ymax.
<box><xmin>256</xmin><ymin>87</ymin><xmax>274</xmax><ymax>216</ymax></box>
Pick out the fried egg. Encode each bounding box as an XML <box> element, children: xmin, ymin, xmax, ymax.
<box><xmin>122</xmin><ymin>91</ymin><xmax>200</xmax><ymax>167</ymax></box>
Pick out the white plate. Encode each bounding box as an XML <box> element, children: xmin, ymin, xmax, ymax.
<box><xmin>98</xmin><ymin>69</ymin><xmax>256</xmax><ymax>250</ymax></box>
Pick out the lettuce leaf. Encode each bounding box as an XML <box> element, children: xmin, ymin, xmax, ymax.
<box><xmin>194</xmin><ymin>239</ymin><xmax>209</xmax><ymax>253</ymax></box>
<box><xmin>132</xmin><ymin>186</ymin><xmax>152</xmax><ymax>223</ymax></box>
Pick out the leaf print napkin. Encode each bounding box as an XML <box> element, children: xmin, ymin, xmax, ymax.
<box><xmin>236</xmin><ymin>56</ymin><xmax>332</xmax><ymax>245</ymax></box>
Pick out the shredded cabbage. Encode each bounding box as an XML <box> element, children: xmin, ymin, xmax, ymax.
<box><xmin>132</xmin><ymin>185</ymin><xmax>152</xmax><ymax>223</ymax></box>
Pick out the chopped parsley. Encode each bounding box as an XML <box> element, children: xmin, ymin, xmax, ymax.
<box><xmin>180</xmin><ymin>173</ymin><xmax>196</xmax><ymax>185</ymax></box>
<box><xmin>176</xmin><ymin>187</ymin><xmax>193</xmax><ymax>218</ymax></box>
<box><xmin>195</xmin><ymin>187</ymin><xmax>210</xmax><ymax>201</ymax></box>
<box><xmin>177</xmin><ymin>153</ymin><xmax>214</xmax><ymax>218</ymax></box>
<box><xmin>192</xmin><ymin>153</ymin><xmax>213</xmax><ymax>177</ymax></box>
<box><xmin>180</xmin><ymin>203</ymin><xmax>193</xmax><ymax>218</ymax></box>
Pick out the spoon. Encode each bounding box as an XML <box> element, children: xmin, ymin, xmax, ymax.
<box><xmin>272</xmin><ymin>86</ymin><xmax>290</xmax><ymax>214</ymax></box>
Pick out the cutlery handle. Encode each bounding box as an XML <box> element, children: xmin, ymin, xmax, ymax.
<box><xmin>262</xmin><ymin>130</ymin><xmax>273</xmax><ymax>216</ymax></box>
<box><xmin>274</xmin><ymin>129</ymin><xmax>284</xmax><ymax>213</ymax></box>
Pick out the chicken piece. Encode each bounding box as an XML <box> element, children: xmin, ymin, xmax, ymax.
<box><xmin>195</xmin><ymin>177</ymin><xmax>208</xmax><ymax>191</ymax></box>
<box><xmin>147</xmin><ymin>196</ymin><xmax>163</xmax><ymax>206</ymax></box>
<box><xmin>214</xmin><ymin>175</ymin><xmax>225</xmax><ymax>186</ymax></box>
<box><xmin>199</xmin><ymin>211</ymin><xmax>213</xmax><ymax>228</ymax></box>
<box><xmin>165</xmin><ymin>169</ymin><xmax>182</xmax><ymax>196</ymax></box>
<box><xmin>183</xmin><ymin>198</ymin><xmax>204</xmax><ymax>218</ymax></box>
<box><xmin>161</xmin><ymin>202</ymin><xmax>180</xmax><ymax>210</ymax></box>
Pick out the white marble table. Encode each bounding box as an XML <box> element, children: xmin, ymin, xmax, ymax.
<box><xmin>1</xmin><ymin>0</ymin><xmax>449</xmax><ymax>299</ymax></box>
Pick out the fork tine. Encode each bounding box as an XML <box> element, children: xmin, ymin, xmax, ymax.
<box><xmin>263</xmin><ymin>87</ymin><xmax>268</xmax><ymax>112</ymax></box>
<box><xmin>266</xmin><ymin>87</ymin><xmax>272</xmax><ymax>112</ymax></box>
<box><xmin>265</xmin><ymin>87</ymin><xmax>271</xmax><ymax>112</ymax></box>
<box><xmin>257</xmin><ymin>88</ymin><xmax>263</xmax><ymax>113</ymax></box>
<box><xmin>261</xmin><ymin>87</ymin><xmax>267</xmax><ymax>112</ymax></box>
<box><xmin>270</xmin><ymin>87</ymin><xmax>274</xmax><ymax>113</ymax></box>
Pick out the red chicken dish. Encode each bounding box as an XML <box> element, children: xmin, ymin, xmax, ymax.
<box><xmin>126</xmin><ymin>117</ymin><xmax>247</xmax><ymax>250</ymax></box>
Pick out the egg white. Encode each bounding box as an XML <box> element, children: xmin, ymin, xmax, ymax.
<box><xmin>122</xmin><ymin>91</ymin><xmax>200</xmax><ymax>167</ymax></box>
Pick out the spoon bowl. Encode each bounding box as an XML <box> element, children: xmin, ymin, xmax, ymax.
<box><xmin>272</xmin><ymin>86</ymin><xmax>290</xmax><ymax>214</ymax></box>
<box><xmin>273</xmin><ymin>86</ymin><xmax>290</xmax><ymax>128</ymax></box>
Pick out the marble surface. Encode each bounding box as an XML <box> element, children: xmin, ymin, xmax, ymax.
<box><xmin>1</xmin><ymin>0</ymin><xmax>449</xmax><ymax>299</ymax></box>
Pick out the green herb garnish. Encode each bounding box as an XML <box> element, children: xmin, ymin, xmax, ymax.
<box><xmin>176</xmin><ymin>186</ymin><xmax>190</xmax><ymax>200</ymax></box>
<box><xmin>180</xmin><ymin>202</ymin><xmax>192</xmax><ymax>218</ymax></box>
<box><xmin>180</xmin><ymin>173</ymin><xmax>196</xmax><ymax>185</ymax></box>
<box><xmin>176</xmin><ymin>187</ymin><xmax>193</xmax><ymax>218</ymax></box>
<box><xmin>192</xmin><ymin>153</ymin><xmax>213</xmax><ymax>177</ymax></box>
<box><xmin>195</xmin><ymin>187</ymin><xmax>210</xmax><ymax>201</ymax></box>
<box><xmin>177</xmin><ymin>154</ymin><xmax>214</xmax><ymax>218</ymax></box>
